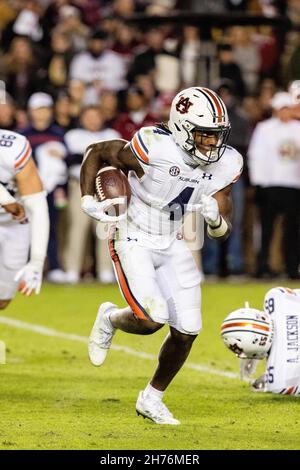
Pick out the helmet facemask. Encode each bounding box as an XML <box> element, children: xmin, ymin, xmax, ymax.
<box><xmin>182</xmin><ymin>120</ymin><xmax>231</xmax><ymax>165</ymax></box>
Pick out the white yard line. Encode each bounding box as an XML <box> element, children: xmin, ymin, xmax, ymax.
<box><xmin>0</xmin><ymin>315</ymin><xmax>238</xmax><ymax>380</ymax></box>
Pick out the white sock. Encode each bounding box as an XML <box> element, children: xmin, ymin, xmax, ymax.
<box><xmin>143</xmin><ymin>383</ymin><xmax>164</xmax><ymax>401</ymax></box>
<box><xmin>108</xmin><ymin>306</ymin><xmax>131</xmax><ymax>327</ymax></box>
<box><xmin>117</xmin><ymin>307</ymin><xmax>131</xmax><ymax>315</ymax></box>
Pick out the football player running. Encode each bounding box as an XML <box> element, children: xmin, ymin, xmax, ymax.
<box><xmin>0</xmin><ymin>129</ymin><xmax>49</xmax><ymax>308</ymax></box>
<box><xmin>222</xmin><ymin>287</ymin><xmax>300</xmax><ymax>396</ymax></box>
<box><xmin>80</xmin><ymin>87</ymin><xmax>243</xmax><ymax>424</ymax></box>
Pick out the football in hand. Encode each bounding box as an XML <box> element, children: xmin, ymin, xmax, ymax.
<box><xmin>95</xmin><ymin>166</ymin><xmax>131</xmax><ymax>218</ymax></box>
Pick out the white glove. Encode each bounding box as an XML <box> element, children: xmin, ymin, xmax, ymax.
<box><xmin>14</xmin><ymin>261</ymin><xmax>43</xmax><ymax>296</ymax></box>
<box><xmin>240</xmin><ymin>358</ymin><xmax>260</xmax><ymax>381</ymax></box>
<box><xmin>81</xmin><ymin>195</ymin><xmax>126</xmax><ymax>223</ymax></box>
<box><xmin>198</xmin><ymin>194</ymin><xmax>221</xmax><ymax>227</ymax></box>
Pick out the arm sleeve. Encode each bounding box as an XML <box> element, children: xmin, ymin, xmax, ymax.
<box><xmin>21</xmin><ymin>191</ymin><xmax>50</xmax><ymax>267</ymax></box>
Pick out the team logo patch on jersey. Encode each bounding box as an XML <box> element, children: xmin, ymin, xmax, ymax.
<box><xmin>176</xmin><ymin>96</ymin><xmax>193</xmax><ymax>114</ymax></box>
<box><xmin>169</xmin><ymin>166</ymin><xmax>180</xmax><ymax>177</ymax></box>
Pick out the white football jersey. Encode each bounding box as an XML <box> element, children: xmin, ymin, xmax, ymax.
<box><xmin>122</xmin><ymin>126</ymin><xmax>243</xmax><ymax>247</ymax></box>
<box><xmin>0</xmin><ymin>129</ymin><xmax>32</xmax><ymax>223</ymax></box>
<box><xmin>264</xmin><ymin>287</ymin><xmax>300</xmax><ymax>395</ymax></box>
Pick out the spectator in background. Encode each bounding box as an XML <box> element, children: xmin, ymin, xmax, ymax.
<box><xmin>217</xmin><ymin>43</ymin><xmax>245</xmax><ymax>98</ymax></box>
<box><xmin>64</xmin><ymin>106</ymin><xmax>120</xmax><ymax>284</ymax></box>
<box><xmin>47</xmin><ymin>28</ymin><xmax>73</xmax><ymax>96</ymax></box>
<box><xmin>127</xmin><ymin>27</ymin><xmax>176</xmax><ymax>84</ymax></box>
<box><xmin>230</xmin><ymin>26</ymin><xmax>260</xmax><ymax>94</ymax></box>
<box><xmin>111</xmin><ymin>22</ymin><xmax>140</xmax><ymax>70</ymax></box>
<box><xmin>112</xmin><ymin>0</ymin><xmax>136</xmax><ymax>19</ymax></box>
<box><xmin>68</xmin><ymin>79</ymin><xmax>87</xmax><ymax>121</ymax></box>
<box><xmin>73</xmin><ymin>0</ymin><xmax>103</xmax><ymax>28</ymax></box>
<box><xmin>20</xmin><ymin>92</ymin><xmax>68</xmax><ymax>283</ymax></box>
<box><xmin>99</xmin><ymin>90</ymin><xmax>119</xmax><ymax>126</ymax></box>
<box><xmin>9</xmin><ymin>0</ymin><xmax>44</xmax><ymax>44</ymax></box>
<box><xmin>0</xmin><ymin>36</ymin><xmax>41</xmax><ymax>108</ymax></box>
<box><xmin>112</xmin><ymin>86</ymin><xmax>157</xmax><ymax>140</ymax></box>
<box><xmin>257</xmin><ymin>77</ymin><xmax>277</xmax><ymax>119</ymax></box>
<box><xmin>255</xmin><ymin>26</ymin><xmax>279</xmax><ymax>81</ymax></box>
<box><xmin>242</xmin><ymin>94</ymin><xmax>264</xmax><ymax>127</ymax></box>
<box><xmin>202</xmin><ymin>80</ymin><xmax>251</xmax><ymax>276</ymax></box>
<box><xmin>134</xmin><ymin>74</ymin><xmax>161</xmax><ymax>115</ymax></box>
<box><xmin>69</xmin><ymin>29</ymin><xmax>127</xmax><ymax>94</ymax></box>
<box><xmin>287</xmin><ymin>36</ymin><xmax>300</xmax><ymax>84</ymax></box>
<box><xmin>56</xmin><ymin>5</ymin><xmax>89</xmax><ymax>52</ymax></box>
<box><xmin>0</xmin><ymin>93</ymin><xmax>17</xmax><ymax>130</ymax></box>
<box><xmin>180</xmin><ymin>25</ymin><xmax>201</xmax><ymax>88</ymax></box>
<box><xmin>42</xmin><ymin>0</ymin><xmax>72</xmax><ymax>43</ymax></box>
<box><xmin>54</xmin><ymin>92</ymin><xmax>77</xmax><ymax>131</ymax></box>
<box><xmin>248</xmin><ymin>91</ymin><xmax>300</xmax><ymax>279</ymax></box>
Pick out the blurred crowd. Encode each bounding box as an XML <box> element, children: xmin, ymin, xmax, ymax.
<box><xmin>0</xmin><ymin>0</ymin><xmax>300</xmax><ymax>282</ymax></box>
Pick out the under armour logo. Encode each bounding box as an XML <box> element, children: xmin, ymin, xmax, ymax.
<box><xmin>127</xmin><ymin>237</ymin><xmax>138</xmax><ymax>242</ymax></box>
<box><xmin>202</xmin><ymin>173</ymin><xmax>213</xmax><ymax>180</ymax></box>
<box><xmin>176</xmin><ymin>96</ymin><xmax>193</xmax><ymax>114</ymax></box>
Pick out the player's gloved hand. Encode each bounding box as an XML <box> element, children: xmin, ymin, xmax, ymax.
<box><xmin>240</xmin><ymin>358</ymin><xmax>259</xmax><ymax>381</ymax></box>
<box><xmin>198</xmin><ymin>194</ymin><xmax>221</xmax><ymax>227</ymax></box>
<box><xmin>14</xmin><ymin>261</ymin><xmax>43</xmax><ymax>296</ymax></box>
<box><xmin>81</xmin><ymin>195</ymin><xmax>126</xmax><ymax>223</ymax></box>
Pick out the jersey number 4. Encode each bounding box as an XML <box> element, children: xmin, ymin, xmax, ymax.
<box><xmin>163</xmin><ymin>187</ymin><xmax>195</xmax><ymax>221</ymax></box>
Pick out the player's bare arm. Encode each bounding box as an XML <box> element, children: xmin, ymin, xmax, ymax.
<box><xmin>15</xmin><ymin>157</ymin><xmax>43</xmax><ymax>195</ymax></box>
<box><xmin>81</xmin><ymin>139</ymin><xmax>143</xmax><ymax>196</ymax></box>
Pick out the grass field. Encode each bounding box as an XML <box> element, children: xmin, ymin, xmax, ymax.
<box><xmin>1</xmin><ymin>281</ymin><xmax>300</xmax><ymax>450</ymax></box>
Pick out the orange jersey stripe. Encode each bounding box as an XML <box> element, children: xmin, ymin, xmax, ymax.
<box><xmin>203</xmin><ymin>87</ymin><xmax>224</xmax><ymax>123</ymax></box>
<box><xmin>232</xmin><ymin>173</ymin><xmax>241</xmax><ymax>183</ymax></box>
<box><xmin>15</xmin><ymin>142</ymin><xmax>31</xmax><ymax>169</ymax></box>
<box><xmin>108</xmin><ymin>239</ymin><xmax>149</xmax><ymax>321</ymax></box>
<box><xmin>221</xmin><ymin>322</ymin><xmax>270</xmax><ymax>332</ymax></box>
<box><xmin>285</xmin><ymin>288</ymin><xmax>295</xmax><ymax>295</ymax></box>
<box><xmin>132</xmin><ymin>134</ymin><xmax>149</xmax><ymax>164</ymax></box>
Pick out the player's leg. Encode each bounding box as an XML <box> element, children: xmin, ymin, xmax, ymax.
<box><xmin>0</xmin><ymin>222</ymin><xmax>30</xmax><ymax>308</ymax></box>
<box><xmin>108</xmin><ymin>237</ymin><xmax>167</xmax><ymax>333</ymax></box>
<box><xmin>282</xmin><ymin>188</ymin><xmax>300</xmax><ymax>279</ymax></box>
<box><xmin>150</xmin><ymin>327</ymin><xmax>198</xmax><ymax>390</ymax></box>
<box><xmin>136</xmin><ymin>239</ymin><xmax>202</xmax><ymax>424</ymax></box>
<box><xmin>257</xmin><ymin>188</ymin><xmax>278</xmax><ymax>277</ymax></box>
<box><xmin>64</xmin><ymin>179</ymin><xmax>92</xmax><ymax>283</ymax></box>
<box><xmin>88</xmin><ymin>238</ymin><xmax>167</xmax><ymax>366</ymax></box>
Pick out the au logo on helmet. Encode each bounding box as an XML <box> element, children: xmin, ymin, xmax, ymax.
<box><xmin>176</xmin><ymin>96</ymin><xmax>193</xmax><ymax>114</ymax></box>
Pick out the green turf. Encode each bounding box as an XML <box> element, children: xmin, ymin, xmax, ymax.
<box><xmin>0</xmin><ymin>281</ymin><xmax>300</xmax><ymax>450</ymax></box>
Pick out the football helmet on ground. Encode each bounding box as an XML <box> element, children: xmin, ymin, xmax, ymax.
<box><xmin>221</xmin><ymin>304</ymin><xmax>273</xmax><ymax>359</ymax></box>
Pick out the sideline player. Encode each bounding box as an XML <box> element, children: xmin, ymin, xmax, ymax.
<box><xmin>221</xmin><ymin>287</ymin><xmax>300</xmax><ymax>395</ymax></box>
<box><xmin>80</xmin><ymin>87</ymin><xmax>243</xmax><ymax>424</ymax></box>
<box><xmin>0</xmin><ymin>128</ymin><xmax>49</xmax><ymax>308</ymax></box>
